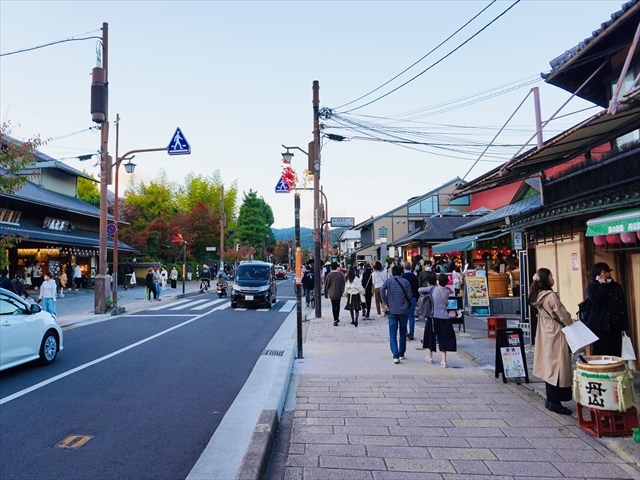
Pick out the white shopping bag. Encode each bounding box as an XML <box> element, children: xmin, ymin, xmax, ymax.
<box><xmin>621</xmin><ymin>332</ymin><xmax>636</xmax><ymax>360</ymax></box>
<box><xmin>561</xmin><ymin>321</ymin><xmax>599</xmax><ymax>354</ymax></box>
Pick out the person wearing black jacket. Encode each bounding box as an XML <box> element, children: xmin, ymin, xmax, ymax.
<box><xmin>586</xmin><ymin>262</ymin><xmax>628</xmax><ymax>357</ymax></box>
<box><xmin>0</xmin><ymin>268</ymin><xmax>17</xmax><ymax>294</ymax></box>
<box><xmin>361</xmin><ymin>263</ymin><xmax>374</xmax><ymax>319</ymax></box>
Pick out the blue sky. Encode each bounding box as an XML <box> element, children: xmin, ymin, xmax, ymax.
<box><xmin>0</xmin><ymin>1</ymin><xmax>624</xmax><ymax>229</ymax></box>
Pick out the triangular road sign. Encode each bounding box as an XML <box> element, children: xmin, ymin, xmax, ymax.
<box><xmin>275</xmin><ymin>176</ymin><xmax>291</xmax><ymax>193</ymax></box>
<box><xmin>167</xmin><ymin>127</ymin><xmax>191</xmax><ymax>155</ymax></box>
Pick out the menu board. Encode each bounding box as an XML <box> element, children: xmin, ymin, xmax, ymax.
<box><xmin>495</xmin><ymin>328</ymin><xmax>530</xmax><ymax>384</ymax></box>
<box><xmin>465</xmin><ymin>270</ymin><xmax>489</xmax><ymax>307</ymax></box>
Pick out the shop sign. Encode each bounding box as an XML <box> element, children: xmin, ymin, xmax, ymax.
<box><xmin>511</xmin><ymin>231</ymin><xmax>524</xmax><ymax>250</ymax></box>
<box><xmin>43</xmin><ymin>217</ymin><xmax>70</xmax><ymax>231</ymax></box>
<box><xmin>571</xmin><ymin>253</ymin><xmax>579</xmax><ymax>271</ymax></box>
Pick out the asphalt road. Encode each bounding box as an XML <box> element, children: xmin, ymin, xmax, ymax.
<box><xmin>0</xmin><ymin>280</ymin><xmax>296</xmax><ymax>480</ymax></box>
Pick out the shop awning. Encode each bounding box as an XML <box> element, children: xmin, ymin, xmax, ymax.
<box><xmin>585</xmin><ymin>208</ymin><xmax>640</xmax><ymax>236</ymax></box>
<box><xmin>432</xmin><ymin>230</ymin><xmax>505</xmax><ymax>254</ymax></box>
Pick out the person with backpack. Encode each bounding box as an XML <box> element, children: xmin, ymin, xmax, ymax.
<box><xmin>302</xmin><ymin>266</ymin><xmax>315</xmax><ymax>307</ymax></box>
<box><xmin>585</xmin><ymin>262</ymin><xmax>629</xmax><ymax>357</ymax></box>
<box><xmin>420</xmin><ymin>273</ymin><xmax>457</xmax><ymax>368</ymax></box>
<box><xmin>402</xmin><ymin>262</ymin><xmax>420</xmax><ymax>341</ymax></box>
<box><xmin>380</xmin><ymin>265</ymin><xmax>413</xmax><ymax>364</ymax></box>
<box><xmin>324</xmin><ymin>262</ymin><xmax>346</xmax><ymax>326</ymax></box>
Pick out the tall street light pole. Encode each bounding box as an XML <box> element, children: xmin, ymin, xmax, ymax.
<box><xmin>312</xmin><ymin>81</ymin><xmax>322</xmax><ymax>318</ymax></box>
<box><xmin>220</xmin><ymin>186</ymin><xmax>225</xmax><ymax>272</ymax></box>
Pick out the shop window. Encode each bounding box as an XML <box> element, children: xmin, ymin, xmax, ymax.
<box><xmin>378</xmin><ymin>227</ymin><xmax>388</xmax><ymax>239</ymax></box>
<box><xmin>612</xmin><ymin>71</ymin><xmax>640</xmax><ymax>148</ymax></box>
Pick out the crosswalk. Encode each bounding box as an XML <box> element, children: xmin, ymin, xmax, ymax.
<box><xmin>143</xmin><ymin>297</ymin><xmax>296</xmax><ymax>314</ymax></box>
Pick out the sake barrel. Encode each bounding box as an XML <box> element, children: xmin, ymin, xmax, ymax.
<box><xmin>573</xmin><ymin>356</ymin><xmax>634</xmax><ymax>412</ymax></box>
<box><xmin>487</xmin><ymin>272</ymin><xmax>509</xmax><ymax>298</ymax></box>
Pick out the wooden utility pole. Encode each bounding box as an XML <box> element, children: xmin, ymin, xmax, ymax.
<box><xmin>312</xmin><ymin>81</ymin><xmax>322</xmax><ymax>318</ymax></box>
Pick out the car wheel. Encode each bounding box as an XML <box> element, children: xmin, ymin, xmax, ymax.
<box><xmin>231</xmin><ymin>302</ymin><xmax>237</xmax><ymax>308</ymax></box>
<box><xmin>39</xmin><ymin>331</ymin><xmax>59</xmax><ymax>365</ymax></box>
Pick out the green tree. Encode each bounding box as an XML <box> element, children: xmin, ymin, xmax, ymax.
<box><xmin>236</xmin><ymin>190</ymin><xmax>275</xmax><ymax>259</ymax></box>
<box><xmin>77</xmin><ymin>171</ymin><xmax>99</xmax><ymax>206</ymax></box>
<box><xmin>0</xmin><ymin>121</ymin><xmax>43</xmax><ymax>194</ymax></box>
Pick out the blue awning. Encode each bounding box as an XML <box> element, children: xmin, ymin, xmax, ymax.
<box><xmin>432</xmin><ymin>230</ymin><xmax>506</xmax><ymax>254</ymax></box>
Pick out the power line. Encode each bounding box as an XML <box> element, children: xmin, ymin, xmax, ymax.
<box><xmin>0</xmin><ymin>30</ymin><xmax>102</xmax><ymax>57</ymax></box>
<box><xmin>339</xmin><ymin>0</ymin><xmax>522</xmax><ymax>114</ymax></box>
<box><xmin>334</xmin><ymin>0</ymin><xmax>497</xmax><ymax>110</ymax></box>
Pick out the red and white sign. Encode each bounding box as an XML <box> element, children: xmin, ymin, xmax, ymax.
<box><xmin>571</xmin><ymin>253</ymin><xmax>579</xmax><ymax>271</ymax></box>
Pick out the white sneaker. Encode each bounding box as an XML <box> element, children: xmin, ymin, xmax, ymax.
<box><xmin>441</xmin><ymin>361</ymin><xmax>448</xmax><ymax>368</ymax></box>
<box><xmin>425</xmin><ymin>357</ymin><xmax>433</xmax><ymax>364</ymax></box>
<box><xmin>399</xmin><ymin>356</ymin><xmax>406</xmax><ymax>360</ymax></box>
<box><xmin>393</xmin><ymin>358</ymin><xmax>400</xmax><ymax>364</ymax></box>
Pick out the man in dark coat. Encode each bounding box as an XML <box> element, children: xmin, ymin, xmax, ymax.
<box><xmin>324</xmin><ymin>261</ymin><xmax>345</xmax><ymax>326</ymax></box>
<box><xmin>0</xmin><ymin>268</ymin><xmax>17</xmax><ymax>294</ymax></box>
<box><xmin>586</xmin><ymin>262</ymin><xmax>629</xmax><ymax>357</ymax></box>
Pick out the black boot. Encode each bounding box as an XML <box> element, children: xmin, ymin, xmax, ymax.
<box><xmin>547</xmin><ymin>401</ymin><xmax>571</xmax><ymax>415</ymax></box>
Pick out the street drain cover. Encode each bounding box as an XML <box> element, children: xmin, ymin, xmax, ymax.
<box><xmin>56</xmin><ymin>435</ymin><xmax>93</xmax><ymax>449</ymax></box>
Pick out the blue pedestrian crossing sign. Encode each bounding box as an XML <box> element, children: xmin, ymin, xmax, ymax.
<box><xmin>275</xmin><ymin>176</ymin><xmax>291</xmax><ymax>193</ymax></box>
<box><xmin>167</xmin><ymin>127</ymin><xmax>191</xmax><ymax>155</ymax></box>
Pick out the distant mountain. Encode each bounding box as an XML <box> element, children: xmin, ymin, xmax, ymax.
<box><xmin>271</xmin><ymin>226</ymin><xmax>346</xmax><ymax>250</ymax></box>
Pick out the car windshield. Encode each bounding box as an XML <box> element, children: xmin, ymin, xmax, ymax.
<box><xmin>237</xmin><ymin>266</ymin><xmax>270</xmax><ymax>280</ymax></box>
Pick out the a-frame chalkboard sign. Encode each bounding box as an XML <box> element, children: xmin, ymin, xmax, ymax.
<box><xmin>494</xmin><ymin>327</ymin><xmax>529</xmax><ymax>384</ymax></box>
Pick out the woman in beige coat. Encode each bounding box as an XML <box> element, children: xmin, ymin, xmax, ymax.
<box><xmin>530</xmin><ymin>268</ymin><xmax>574</xmax><ymax>415</ymax></box>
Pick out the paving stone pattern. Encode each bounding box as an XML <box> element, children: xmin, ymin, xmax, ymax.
<box><xmin>281</xmin><ymin>306</ymin><xmax>639</xmax><ymax>480</ymax></box>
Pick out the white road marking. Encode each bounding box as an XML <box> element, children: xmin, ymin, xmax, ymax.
<box><xmin>192</xmin><ymin>299</ymin><xmax>226</xmax><ymax>310</ymax></box>
<box><xmin>147</xmin><ymin>299</ymin><xmax>191</xmax><ymax>310</ymax></box>
<box><xmin>169</xmin><ymin>298</ymin><xmax>211</xmax><ymax>310</ymax></box>
<box><xmin>0</xmin><ymin>311</ymin><xmax>212</xmax><ymax>405</ymax></box>
<box><xmin>214</xmin><ymin>303</ymin><xmax>231</xmax><ymax>311</ymax></box>
<box><xmin>279</xmin><ymin>300</ymin><xmax>296</xmax><ymax>312</ymax></box>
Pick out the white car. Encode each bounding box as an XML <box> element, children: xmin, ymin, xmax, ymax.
<box><xmin>0</xmin><ymin>288</ymin><xmax>63</xmax><ymax>371</ymax></box>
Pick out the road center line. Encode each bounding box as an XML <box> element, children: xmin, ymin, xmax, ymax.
<box><xmin>0</xmin><ymin>311</ymin><xmax>211</xmax><ymax>405</ymax></box>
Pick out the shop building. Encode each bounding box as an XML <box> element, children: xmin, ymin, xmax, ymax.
<box><xmin>452</xmin><ymin>0</ymin><xmax>640</xmax><ymax>362</ymax></box>
<box><xmin>0</xmin><ymin>137</ymin><xmax>135</xmax><ymax>286</ymax></box>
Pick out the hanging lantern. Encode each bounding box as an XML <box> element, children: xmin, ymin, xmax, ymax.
<box><xmin>593</xmin><ymin>235</ymin><xmax>607</xmax><ymax>247</ymax></box>
<box><xmin>606</xmin><ymin>234</ymin><xmax>621</xmax><ymax>244</ymax></box>
<box><xmin>621</xmin><ymin>232</ymin><xmax>636</xmax><ymax>244</ymax></box>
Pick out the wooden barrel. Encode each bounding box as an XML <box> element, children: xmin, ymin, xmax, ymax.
<box><xmin>488</xmin><ymin>273</ymin><xmax>509</xmax><ymax>297</ymax></box>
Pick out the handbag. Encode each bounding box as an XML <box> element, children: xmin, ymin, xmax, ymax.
<box><xmin>621</xmin><ymin>332</ymin><xmax>636</xmax><ymax>360</ymax></box>
<box><xmin>538</xmin><ymin>294</ymin><xmax>598</xmax><ymax>354</ymax></box>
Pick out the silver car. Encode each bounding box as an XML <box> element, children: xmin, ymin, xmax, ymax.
<box><xmin>0</xmin><ymin>288</ymin><xmax>63</xmax><ymax>371</ymax></box>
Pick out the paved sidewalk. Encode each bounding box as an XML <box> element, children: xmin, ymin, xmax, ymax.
<box><xmin>278</xmin><ymin>298</ymin><xmax>640</xmax><ymax>479</ymax></box>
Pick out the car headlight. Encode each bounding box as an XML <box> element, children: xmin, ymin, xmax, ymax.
<box><xmin>233</xmin><ymin>284</ymin><xmax>241</xmax><ymax>292</ymax></box>
<box><xmin>259</xmin><ymin>285</ymin><xmax>270</xmax><ymax>292</ymax></box>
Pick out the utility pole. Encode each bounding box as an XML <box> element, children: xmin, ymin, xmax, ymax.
<box><xmin>312</xmin><ymin>80</ymin><xmax>322</xmax><ymax>318</ymax></box>
<box><xmin>220</xmin><ymin>186</ymin><xmax>225</xmax><ymax>272</ymax></box>
<box><xmin>295</xmin><ymin>193</ymin><xmax>303</xmax><ymax>358</ymax></box>
<box><xmin>95</xmin><ymin>22</ymin><xmax>109</xmax><ymax>314</ymax></box>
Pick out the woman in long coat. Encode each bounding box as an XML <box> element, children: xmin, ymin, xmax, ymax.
<box><xmin>530</xmin><ymin>268</ymin><xmax>573</xmax><ymax>415</ymax></box>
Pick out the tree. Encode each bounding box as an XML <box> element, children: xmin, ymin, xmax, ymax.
<box><xmin>0</xmin><ymin>121</ymin><xmax>44</xmax><ymax>194</ymax></box>
<box><xmin>77</xmin><ymin>171</ymin><xmax>99</xmax><ymax>206</ymax></box>
<box><xmin>236</xmin><ymin>190</ymin><xmax>275</xmax><ymax>258</ymax></box>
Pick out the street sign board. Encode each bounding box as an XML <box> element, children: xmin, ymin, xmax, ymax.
<box><xmin>106</xmin><ymin>223</ymin><xmax>117</xmax><ymax>235</ymax></box>
<box><xmin>167</xmin><ymin>127</ymin><xmax>191</xmax><ymax>155</ymax></box>
<box><xmin>275</xmin><ymin>176</ymin><xmax>291</xmax><ymax>193</ymax></box>
<box><xmin>205</xmin><ymin>246</ymin><xmax>216</xmax><ymax>251</ymax></box>
<box><xmin>331</xmin><ymin>217</ymin><xmax>355</xmax><ymax>227</ymax></box>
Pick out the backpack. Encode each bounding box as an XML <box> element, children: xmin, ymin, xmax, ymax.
<box><xmin>416</xmin><ymin>291</ymin><xmax>434</xmax><ymax>319</ymax></box>
<box><xmin>577</xmin><ymin>298</ymin><xmax>592</xmax><ymax>323</ymax></box>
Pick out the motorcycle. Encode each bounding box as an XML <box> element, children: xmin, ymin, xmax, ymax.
<box><xmin>216</xmin><ymin>283</ymin><xmax>227</xmax><ymax>298</ymax></box>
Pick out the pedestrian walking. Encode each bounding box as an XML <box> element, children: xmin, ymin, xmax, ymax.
<box><xmin>186</xmin><ymin>264</ymin><xmax>193</xmax><ymax>282</ymax></box>
<box><xmin>380</xmin><ymin>265</ymin><xmax>413</xmax><ymax>364</ymax></box>
<box><xmin>38</xmin><ymin>272</ymin><xmax>57</xmax><ymax>316</ymax></box>
<box><xmin>161</xmin><ymin>266</ymin><xmax>168</xmax><ymax>290</ymax></box>
<box><xmin>372</xmin><ymin>261</ymin><xmax>386</xmax><ymax>317</ymax></box>
<box><xmin>452</xmin><ymin>266</ymin><xmax>463</xmax><ymax>296</ymax></box>
<box><xmin>421</xmin><ymin>273</ymin><xmax>457</xmax><ymax>368</ymax></box>
<box><xmin>344</xmin><ymin>266</ymin><xmax>365</xmax><ymax>327</ymax></box>
<box><xmin>585</xmin><ymin>262</ymin><xmax>629</xmax><ymax>357</ymax></box>
<box><xmin>530</xmin><ymin>268</ymin><xmax>573</xmax><ymax>415</ymax></box>
<box><xmin>73</xmin><ymin>264</ymin><xmax>83</xmax><ymax>290</ymax></box>
<box><xmin>302</xmin><ymin>265</ymin><xmax>315</xmax><ymax>307</ymax></box>
<box><xmin>324</xmin><ymin>261</ymin><xmax>346</xmax><ymax>326</ymax></box>
<box><xmin>153</xmin><ymin>266</ymin><xmax>162</xmax><ymax>300</ymax></box>
<box><xmin>0</xmin><ymin>268</ymin><xmax>17</xmax><ymax>294</ymax></box>
<box><xmin>32</xmin><ymin>263</ymin><xmax>42</xmax><ymax>290</ymax></box>
<box><xmin>124</xmin><ymin>261</ymin><xmax>135</xmax><ymax>290</ymax></box>
<box><xmin>402</xmin><ymin>262</ymin><xmax>419</xmax><ymax>341</ymax></box>
<box><xmin>145</xmin><ymin>267</ymin><xmax>157</xmax><ymax>301</ymax></box>
<box><xmin>361</xmin><ymin>263</ymin><xmax>373</xmax><ymax>319</ymax></box>
<box><xmin>24</xmin><ymin>264</ymin><xmax>33</xmax><ymax>288</ymax></box>
<box><xmin>170</xmin><ymin>266</ymin><xmax>178</xmax><ymax>289</ymax></box>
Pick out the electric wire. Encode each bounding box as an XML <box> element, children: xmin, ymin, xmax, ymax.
<box><xmin>0</xmin><ymin>30</ymin><xmax>102</xmax><ymax>57</ymax></box>
<box><xmin>334</xmin><ymin>0</ymin><xmax>497</xmax><ymax>110</ymax></box>
<box><xmin>339</xmin><ymin>0</ymin><xmax>522</xmax><ymax>114</ymax></box>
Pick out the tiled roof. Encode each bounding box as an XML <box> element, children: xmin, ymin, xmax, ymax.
<box><xmin>0</xmin><ymin>170</ymin><xmax>111</xmax><ymax>220</ymax></box>
<box><xmin>390</xmin><ymin>217</ymin><xmax>477</xmax><ymax>246</ymax></box>
<box><xmin>0</xmin><ymin>219</ymin><xmax>136</xmax><ymax>252</ymax></box>
<box><xmin>452</xmin><ymin>196</ymin><xmax>541</xmax><ymax>232</ymax></box>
